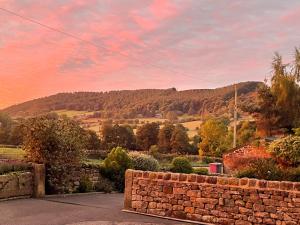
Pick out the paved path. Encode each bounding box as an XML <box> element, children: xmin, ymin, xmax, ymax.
<box><xmin>0</xmin><ymin>193</ymin><xmax>191</xmax><ymax>225</ymax></box>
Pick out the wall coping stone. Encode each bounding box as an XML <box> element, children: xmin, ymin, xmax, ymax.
<box><xmin>130</xmin><ymin>169</ymin><xmax>300</xmax><ymax>192</ymax></box>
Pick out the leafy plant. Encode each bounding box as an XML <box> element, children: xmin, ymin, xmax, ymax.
<box><xmin>235</xmin><ymin>159</ymin><xmax>284</xmax><ymax>181</ymax></box>
<box><xmin>129</xmin><ymin>152</ymin><xmax>159</xmax><ymax>171</ymax></box>
<box><xmin>268</xmin><ymin>136</ymin><xmax>300</xmax><ymax>166</ymax></box>
<box><xmin>170</xmin><ymin>157</ymin><xmax>193</xmax><ymax>174</ymax></box>
<box><xmin>103</xmin><ymin>147</ymin><xmax>132</xmax><ymax>192</ymax></box>
<box><xmin>287</xmin><ymin>167</ymin><xmax>300</xmax><ymax>182</ymax></box>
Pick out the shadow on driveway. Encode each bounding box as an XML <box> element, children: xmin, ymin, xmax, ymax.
<box><xmin>0</xmin><ymin>193</ymin><xmax>192</xmax><ymax>225</ymax></box>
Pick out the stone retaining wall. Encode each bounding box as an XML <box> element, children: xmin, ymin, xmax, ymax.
<box><xmin>71</xmin><ymin>165</ymin><xmax>102</xmax><ymax>191</ymax></box>
<box><xmin>0</xmin><ymin>172</ymin><xmax>33</xmax><ymax>199</ymax></box>
<box><xmin>124</xmin><ymin>169</ymin><xmax>300</xmax><ymax>225</ymax></box>
<box><xmin>0</xmin><ymin>164</ymin><xmax>45</xmax><ymax>200</ymax></box>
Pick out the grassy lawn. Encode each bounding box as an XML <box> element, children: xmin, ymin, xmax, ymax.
<box><xmin>0</xmin><ymin>147</ymin><xmax>25</xmax><ymax>159</ymax></box>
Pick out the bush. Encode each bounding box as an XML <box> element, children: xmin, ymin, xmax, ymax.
<box><xmin>287</xmin><ymin>167</ymin><xmax>300</xmax><ymax>182</ymax></box>
<box><xmin>170</xmin><ymin>157</ymin><xmax>193</xmax><ymax>174</ymax></box>
<box><xmin>129</xmin><ymin>152</ymin><xmax>159</xmax><ymax>171</ymax></box>
<box><xmin>268</xmin><ymin>136</ymin><xmax>300</xmax><ymax>166</ymax></box>
<box><xmin>103</xmin><ymin>147</ymin><xmax>132</xmax><ymax>192</ymax></box>
<box><xmin>78</xmin><ymin>176</ymin><xmax>93</xmax><ymax>193</ymax></box>
<box><xmin>94</xmin><ymin>177</ymin><xmax>115</xmax><ymax>193</ymax></box>
<box><xmin>235</xmin><ymin>159</ymin><xmax>284</xmax><ymax>181</ymax></box>
<box><xmin>235</xmin><ymin>168</ymin><xmax>257</xmax><ymax>179</ymax></box>
<box><xmin>193</xmin><ymin>167</ymin><xmax>208</xmax><ymax>175</ymax></box>
<box><xmin>22</xmin><ymin>115</ymin><xmax>87</xmax><ymax>194</ymax></box>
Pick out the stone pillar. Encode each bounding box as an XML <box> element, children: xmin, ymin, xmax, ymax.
<box><xmin>32</xmin><ymin>164</ymin><xmax>45</xmax><ymax>198</ymax></box>
<box><xmin>124</xmin><ymin>169</ymin><xmax>134</xmax><ymax>209</ymax></box>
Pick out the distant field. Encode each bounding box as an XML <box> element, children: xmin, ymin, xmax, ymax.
<box><xmin>50</xmin><ymin>110</ymin><xmax>202</xmax><ymax>138</ymax></box>
<box><xmin>80</xmin><ymin>116</ymin><xmax>202</xmax><ymax>138</ymax></box>
<box><xmin>138</xmin><ymin>118</ymin><xmax>166</xmax><ymax>123</ymax></box>
<box><xmin>0</xmin><ymin>147</ymin><xmax>25</xmax><ymax>159</ymax></box>
<box><xmin>53</xmin><ymin>110</ymin><xmax>95</xmax><ymax>117</ymax></box>
<box><xmin>181</xmin><ymin>120</ymin><xmax>202</xmax><ymax>138</ymax></box>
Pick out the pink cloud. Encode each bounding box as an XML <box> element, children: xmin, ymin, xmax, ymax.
<box><xmin>280</xmin><ymin>6</ymin><xmax>300</xmax><ymax>25</ymax></box>
<box><xmin>1</xmin><ymin>0</ymin><xmax>300</xmax><ymax>108</ymax></box>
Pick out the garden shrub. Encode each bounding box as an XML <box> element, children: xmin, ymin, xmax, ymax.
<box><xmin>129</xmin><ymin>152</ymin><xmax>159</xmax><ymax>171</ymax></box>
<box><xmin>170</xmin><ymin>157</ymin><xmax>193</xmax><ymax>174</ymax></box>
<box><xmin>78</xmin><ymin>175</ymin><xmax>93</xmax><ymax>193</ymax></box>
<box><xmin>103</xmin><ymin>147</ymin><xmax>132</xmax><ymax>192</ymax></box>
<box><xmin>268</xmin><ymin>136</ymin><xmax>300</xmax><ymax>166</ymax></box>
<box><xmin>235</xmin><ymin>168</ymin><xmax>257</xmax><ymax>179</ymax></box>
<box><xmin>193</xmin><ymin>167</ymin><xmax>208</xmax><ymax>175</ymax></box>
<box><xmin>235</xmin><ymin>158</ymin><xmax>284</xmax><ymax>181</ymax></box>
<box><xmin>287</xmin><ymin>167</ymin><xmax>300</xmax><ymax>182</ymax></box>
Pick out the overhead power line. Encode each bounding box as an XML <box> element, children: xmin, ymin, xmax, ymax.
<box><xmin>0</xmin><ymin>7</ymin><xmax>200</xmax><ymax>80</ymax></box>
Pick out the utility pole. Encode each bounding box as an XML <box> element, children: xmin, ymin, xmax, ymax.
<box><xmin>233</xmin><ymin>84</ymin><xmax>238</xmax><ymax>148</ymax></box>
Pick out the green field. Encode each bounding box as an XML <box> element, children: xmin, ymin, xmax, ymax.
<box><xmin>54</xmin><ymin>110</ymin><xmax>95</xmax><ymax>117</ymax></box>
<box><xmin>0</xmin><ymin>147</ymin><xmax>25</xmax><ymax>159</ymax></box>
<box><xmin>181</xmin><ymin>120</ymin><xmax>202</xmax><ymax>137</ymax></box>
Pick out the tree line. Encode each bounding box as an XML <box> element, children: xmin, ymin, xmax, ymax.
<box><xmin>100</xmin><ymin>121</ymin><xmax>198</xmax><ymax>154</ymax></box>
<box><xmin>2</xmin><ymin>82</ymin><xmax>260</xmax><ymax>119</ymax></box>
<box><xmin>245</xmin><ymin>48</ymin><xmax>300</xmax><ymax>136</ymax></box>
<box><xmin>0</xmin><ymin>111</ymin><xmax>258</xmax><ymax>157</ymax></box>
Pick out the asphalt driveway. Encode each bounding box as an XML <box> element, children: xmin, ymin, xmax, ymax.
<box><xmin>0</xmin><ymin>193</ymin><xmax>191</xmax><ymax>225</ymax></box>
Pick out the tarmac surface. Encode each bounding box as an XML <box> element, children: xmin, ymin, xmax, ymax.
<box><xmin>0</xmin><ymin>193</ymin><xmax>192</xmax><ymax>225</ymax></box>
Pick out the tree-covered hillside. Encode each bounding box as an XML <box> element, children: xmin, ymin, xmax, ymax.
<box><xmin>2</xmin><ymin>81</ymin><xmax>261</xmax><ymax>118</ymax></box>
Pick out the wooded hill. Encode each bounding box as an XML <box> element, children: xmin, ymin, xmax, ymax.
<box><xmin>2</xmin><ymin>81</ymin><xmax>261</xmax><ymax>118</ymax></box>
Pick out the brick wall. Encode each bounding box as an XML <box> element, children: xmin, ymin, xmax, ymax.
<box><xmin>124</xmin><ymin>169</ymin><xmax>300</xmax><ymax>225</ymax></box>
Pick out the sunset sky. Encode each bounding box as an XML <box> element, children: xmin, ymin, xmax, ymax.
<box><xmin>1</xmin><ymin>0</ymin><xmax>300</xmax><ymax>109</ymax></box>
